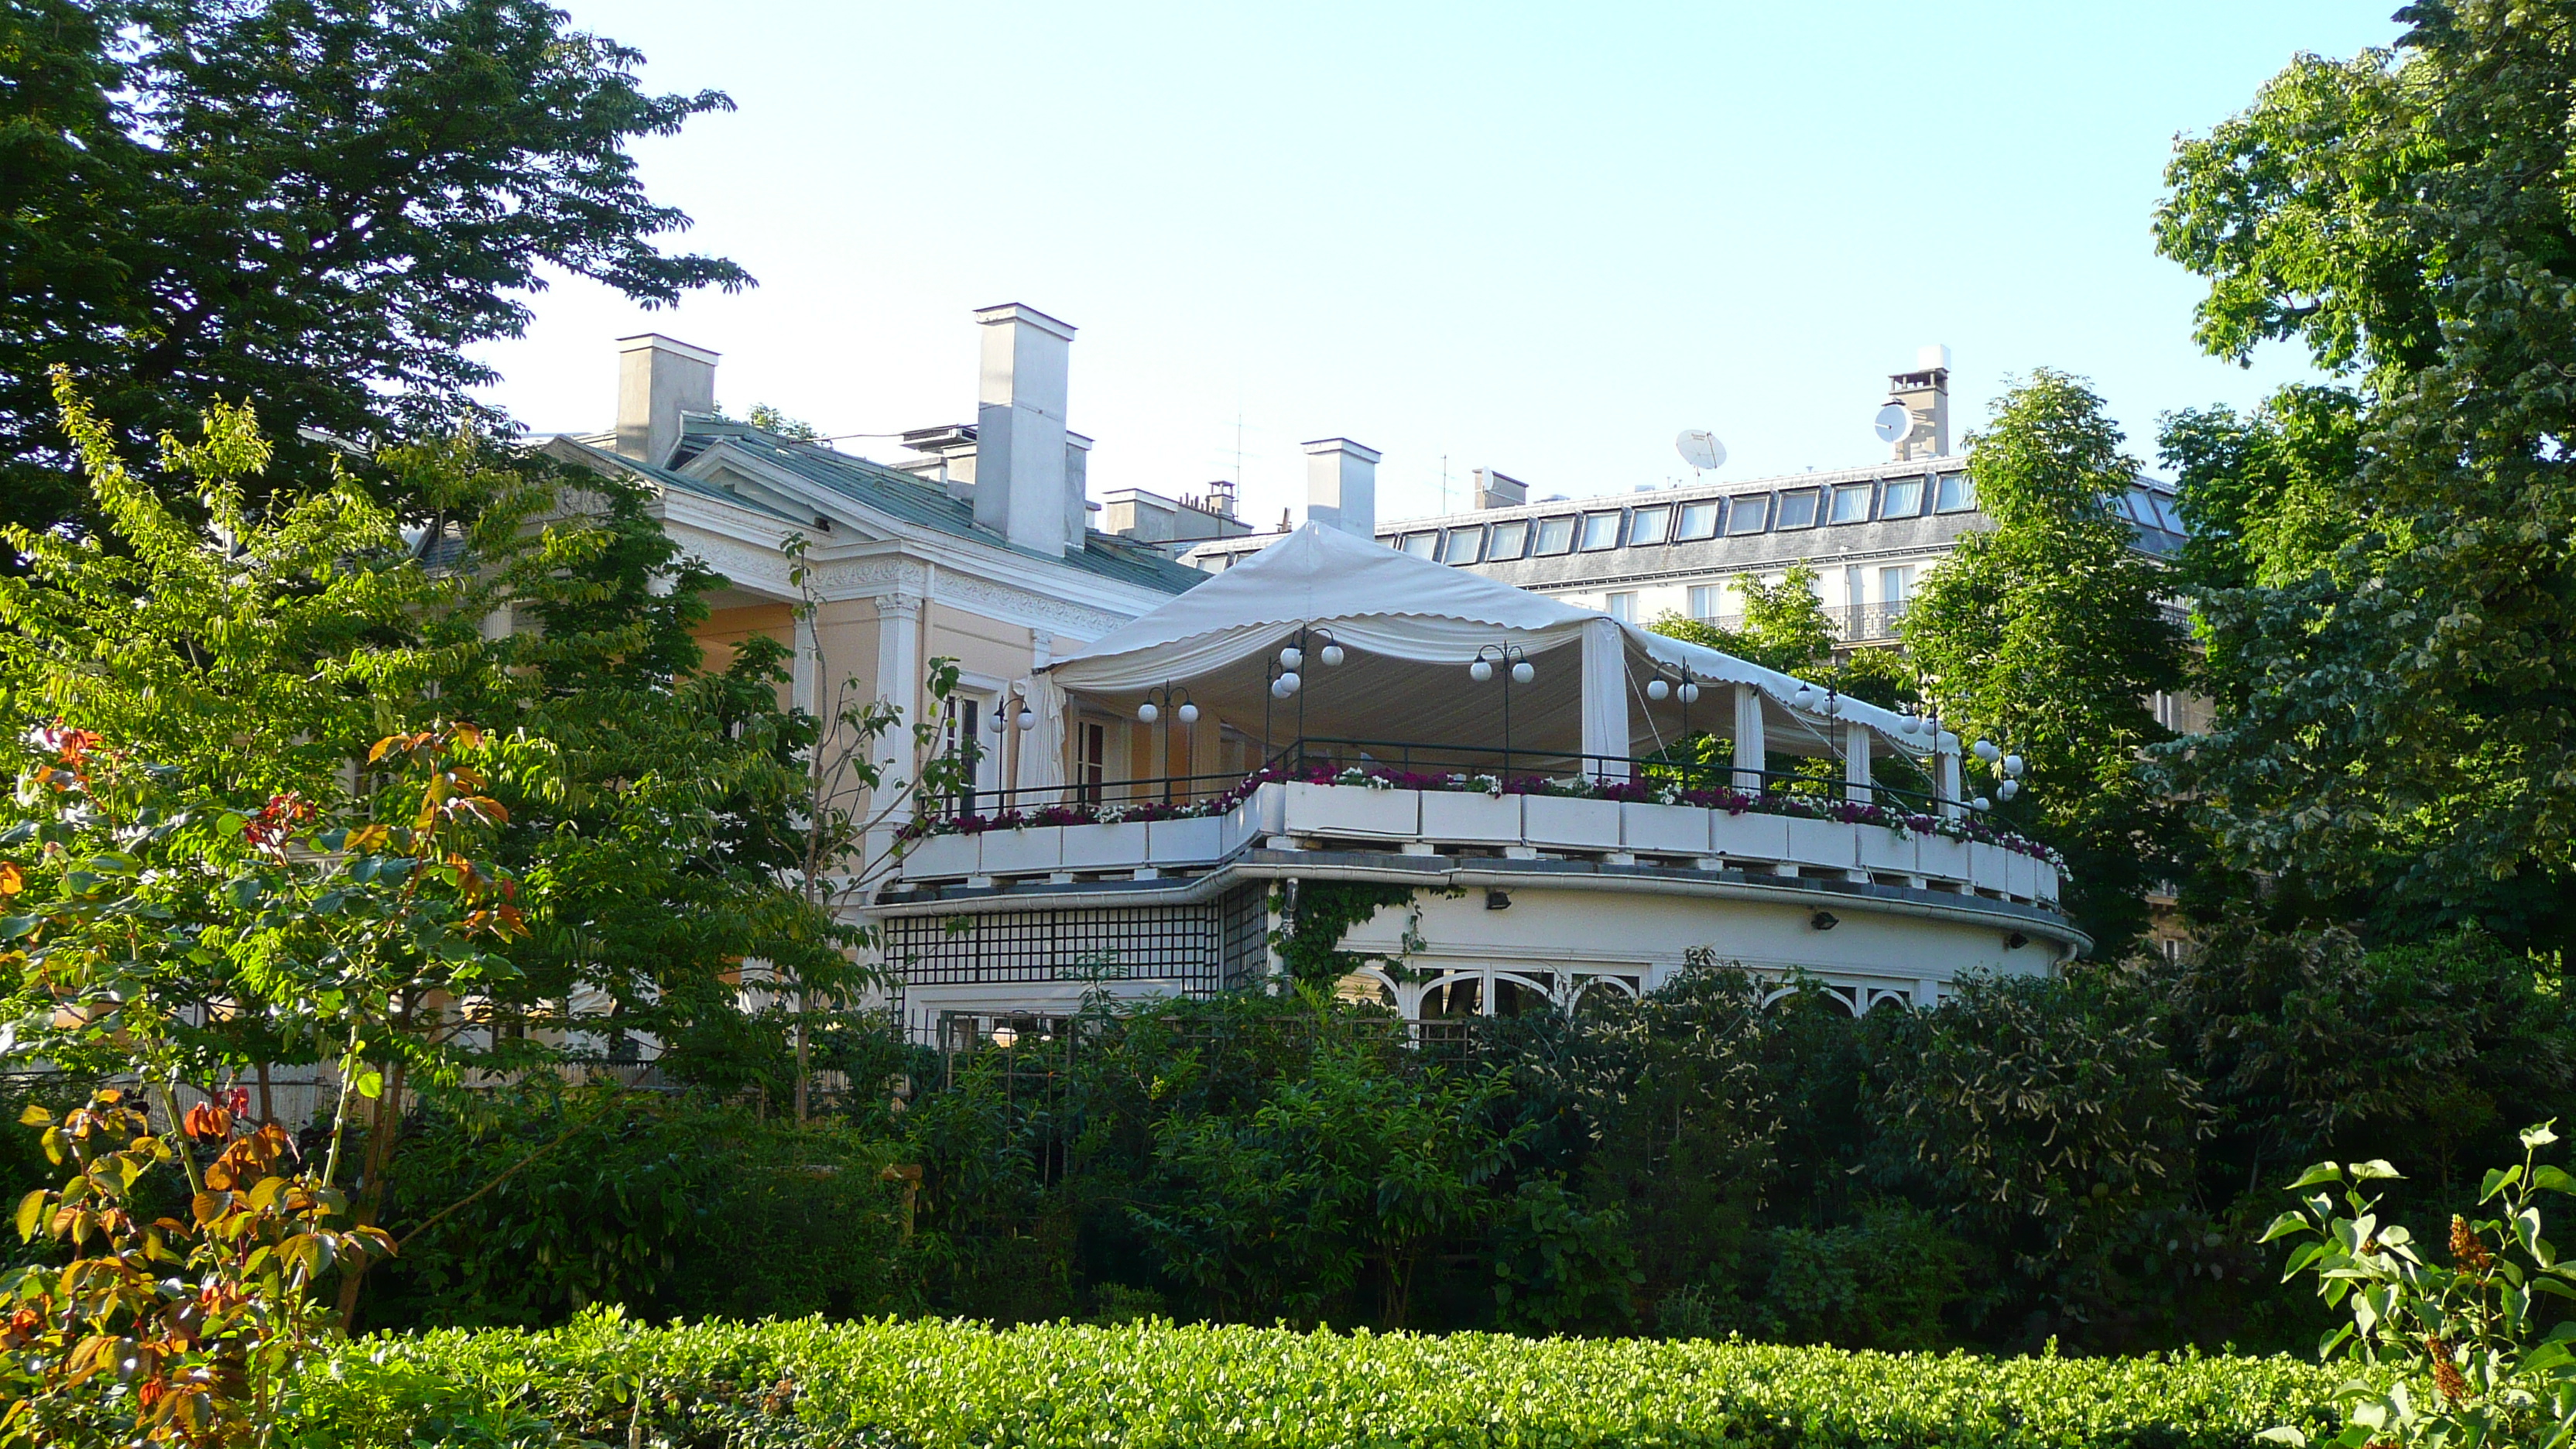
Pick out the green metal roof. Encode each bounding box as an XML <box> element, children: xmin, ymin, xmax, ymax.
<box><xmin>673</xmin><ymin>422</ymin><xmax>1204</xmax><ymax>596</ymax></box>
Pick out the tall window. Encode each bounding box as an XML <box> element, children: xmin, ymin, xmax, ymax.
<box><xmin>1880</xmin><ymin>474</ymin><xmax>1924</xmax><ymax>517</ymax></box>
<box><xmin>1628</xmin><ymin>505</ymin><xmax>1672</xmax><ymax>546</ymax></box>
<box><xmin>1688</xmin><ymin>584</ymin><xmax>1725</xmax><ymax>619</ymax></box>
<box><xmin>1677</xmin><ymin>500</ymin><xmax>1721</xmax><ymax>540</ymax></box>
<box><xmin>1935</xmin><ymin>470</ymin><xmax>1978</xmax><ymax>512</ymax></box>
<box><xmin>1578</xmin><ymin>511</ymin><xmax>1622</xmax><ymax>550</ymax></box>
<box><xmin>1775</xmin><ymin>489</ymin><xmax>1821</xmax><ymax>529</ymax></box>
<box><xmin>1401</xmin><ymin>532</ymin><xmax>1438</xmax><ymax>557</ymax></box>
<box><xmin>1534</xmin><ymin>516</ymin><xmax>1577</xmax><ymax>555</ymax></box>
<box><xmin>941</xmin><ymin>696</ymin><xmax>987</xmax><ymax>817</ymax></box>
<box><xmin>1828</xmin><ymin>482</ymin><xmax>1872</xmax><ymax>524</ymax></box>
<box><xmin>1488</xmin><ymin>519</ymin><xmax>1530</xmax><ymax>559</ymax></box>
<box><xmin>1727</xmin><ymin>495</ymin><xmax>1770</xmax><ymax>535</ymax></box>
<box><xmin>1440</xmin><ymin>526</ymin><xmax>1485</xmax><ymax>564</ymax></box>
<box><xmin>1605</xmin><ymin>591</ymin><xmax>1637</xmax><ymax>622</ymax></box>
<box><xmin>1076</xmin><ymin>720</ymin><xmax>1108</xmax><ymax>805</ymax></box>
<box><xmin>1879</xmin><ymin>564</ymin><xmax>1917</xmax><ymax>604</ymax></box>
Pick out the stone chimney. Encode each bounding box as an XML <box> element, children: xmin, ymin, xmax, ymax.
<box><xmin>615</xmin><ymin>334</ymin><xmax>718</xmax><ymax>468</ymax></box>
<box><xmin>1473</xmin><ymin>468</ymin><xmax>1527</xmax><ymax>511</ymax></box>
<box><xmin>1885</xmin><ymin>343</ymin><xmax>1951</xmax><ymax>461</ymax></box>
<box><xmin>1063</xmin><ymin>431</ymin><xmax>1094</xmax><ymax>547</ymax></box>
<box><xmin>1303</xmin><ymin>437</ymin><xmax>1380</xmax><ymax>537</ymax></box>
<box><xmin>971</xmin><ymin>303</ymin><xmax>1078</xmax><ymax>557</ymax></box>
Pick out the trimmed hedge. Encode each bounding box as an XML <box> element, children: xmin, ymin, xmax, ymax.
<box><xmin>286</xmin><ymin>1311</ymin><xmax>2345</xmax><ymax>1448</ymax></box>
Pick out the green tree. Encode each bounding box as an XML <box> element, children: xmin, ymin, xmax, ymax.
<box><xmin>2153</xmin><ymin>1</ymin><xmax>2576</xmax><ymax>951</ymax></box>
<box><xmin>1132</xmin><ymin>1043</ymin><xmax>1532</xmax><ymax>1327</ymax></box>
<box><xmin>1651</xmin><ymin>564</ymin><xmax>1838</xmax><ymax>677</ymax></box>
<box><xmin>1901</xmin><ymin>371</ymin><xmax>2189</xmax><ymax>954</ymax></box>
<box><xmin>0</xmin><ymin>722</ymin><xmax>522</xmax><ymax>1441</ymax></box>
<box><xmin>0</xmin><ymin>0</ymin><xmax>751</xmax><ymax>534</ymax></box>
<box><xmin>0</xmin><ymin>381</ymin><xmax>870</xmax><ymax>1321</ymax></box>
<box><xmin>744</xmin><ymin>403</ymin><xmax>825</xmax><ymax>442</ymax></box>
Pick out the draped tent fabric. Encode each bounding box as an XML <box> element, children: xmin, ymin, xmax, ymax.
<box><xmin>1043</xmin><ymin>523</ymin><xmax>1935</xmax><ymax>763</ymax></box>
<box><xmin>1012</xmin><ymin>673</ymin><xmax>1067</xmax><ymax>803</ymax></box>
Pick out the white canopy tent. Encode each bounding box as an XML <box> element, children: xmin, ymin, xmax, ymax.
<box><xmin>1031</xmin><ymin>523</ymin><xmax>1958</xmax><ymax>803</ymax></box>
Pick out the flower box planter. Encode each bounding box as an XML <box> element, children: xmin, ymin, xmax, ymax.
<box><xmin>1855</xmin><ymin>824</ymin><xmax>1917</xmax><ymax>876</ymax></box>
<box><xmin>1218</xmin><ymin>792</ymin><xmax>1270</xmax><ymax>855</ymax></box>
<box><xmin>2005</xmin><ymin>851</ymin><xmax>2040</xmax><ymax>902</ymax></box>
<box><xmin>976</xmin><ymin>826</ymin><xmax>1061</xmax><ymax>877</ymax></box>
<box><xmin>1708</xmin><ymin>810</ymin><xmax>1790</xmax><ymax>865</ymax></box>
<box><xmin>1420</xmin><ymin>790</ymin><xmax>1524</xmax><ymax>847</ymax></box>
<box><xmin>1917</xmin><ymin>834</ymin><xmax>1972</xmax><ymax>886</ymax></box>
<box><xmin>900</xmin><ymin>832</ymin><xmax>980</xmax><ymax>880</ymax></box>
<box><xmin>1148</xmin><ymin>816</ymin><xmax>1224</xmax><ymax>866</ymax></box>
<box><xmin>1281</xmin><ymin>782</ymin><xmax>1420</xmax><ymax>841</ymax></box>
<box><xmin>1782</xmin><ymin>816</ymin><xmax>1857</xmax><ymax>875</ymax></box>
<box><xmin>1061</xmin><ymin>820</ymin><xmax>1152</xmax><ymax>871</ymax></box>
<box><xmin>1967</xmin><ymin>842</ymin><xmax>2012</xmax><ymax>895</ymax></box>
<box><xmin>1523</xmin><ymin>794</ymin><xmax>1622</xmax><ymax>851</ymax></box>
<box><xmin>1621</xmin><ymin>801</ymin><xmax>1710</xmax><ymax>855</ymax></box>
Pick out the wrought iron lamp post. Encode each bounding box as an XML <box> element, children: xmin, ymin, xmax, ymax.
<box><xmin>1136</xmin><ymin>682</ymin><xmax>1199</xmax><ymax>803</ymax></box>
<box><xmin>1470</xmin><ymin>643</ymin><xmax>1536</xmax><ymax>777</ymax></box>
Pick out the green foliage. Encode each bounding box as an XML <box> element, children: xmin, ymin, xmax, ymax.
<box><xmin>1902</xmin><ymin>371</ymin><xmax>2190</xmax><ymax>954</ymax></box>
<box><xmin>365</xmin><ymin>1084</ymin><xmax>918</xmax><ymax>1331</ymax></box>
<box><xmin>2259</xmin><ymin>1126</ymin><xmax>2576</xmax><ymax>1449</ymax></box>
<box><xmin>1651</xmin><ymin>564</ymin><xmax>1840</xmax><ymax>677</ymax></box>
<box><xmin>1870</xmin><ymin>971</ymin><xmax>2214</xmax><ymax>1339</ymax></box>
<box><xmin>269</xmin><ymin>1310</ymin><xmax>2345</xmax><ymax>1449</ymax></box>
<box><xmin>1268</xmin><ymin>881</ymin><xmax>1416</xmax><ymax>989</ymax></box>
<box><xmin>1132</xmin><ymin>1042</ymin><xmax>1531</xmax><ymax>1327</ymax></box>
<box><xmin>743</xmin><ymin>403</ymin><xmax>825</xmax><ymax>442</ymax></box>
<box><xmin>0</xmin><ymin>723</ymin><xmax>524</xmax><ymax>1440</ymax></box>
<box><xmin>2153</xmin><ymin>2</ymin><xmax>2576</xmax><ymax>954</ymax></box>
<box><xmin>2160</xmin><ymin>918</ymin><xmax>2576</xmax><ymax>1199</ymax></box>
<box><xmin>1488</xmin><ymin>1178</ymin><xmax>1639</xmax><ymax>1334</ymax></box>
<box><xmin>1719</xmin><ymin>1204</ymin><xmax>1971</xmax><ymax>1351</ymax></box>
<box><xmin>0</xmin><ymin>0</ymin><xmax>751</xmax><ymax>535</ymax></box>
<box><xmin>2</xmin><ymin>382</ymin><xmax>852</xmax><ymax>1067</ymax></box>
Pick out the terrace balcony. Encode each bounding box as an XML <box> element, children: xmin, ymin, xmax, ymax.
<box><xmin>867</xmin><ymin>524</ymin><xmax>2081</xmax><ymax>1028</ymax></box>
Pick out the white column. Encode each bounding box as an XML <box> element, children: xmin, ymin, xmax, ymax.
<box><xmin>871</xmin><ymin>593</ymin><xmax>923</xmax><ymax>829</ymax></box>
<box><xmin>1578</xmin><ymin>618</ymin><xmax>1630</xmax><ymax>782</ymax></box>
<box><xmin>1732</xmin><ymin>683</ymin><xmax>1766</xmax><ymax>792</ymax></box>
<box><xmin>1843</xmin><ymin>720</ymin><xmax>1873</xmax><ymax>803</ymax></box>
<box><xmin>1936</xmin><ymin>731</ymin><xmax>1963</xmax><ymax>820</ymax></box>
<box><xmin>792</xmin><ymin>610</ymin><xmax>820</xmax><ymax>719</ymax></box>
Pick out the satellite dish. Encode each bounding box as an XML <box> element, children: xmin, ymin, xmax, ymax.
<box><xmin>1872</xmin><ymin>402</ymin><xmax>1914</xmax><ymax>444</ymax></box>
<box><xmin>1675</xmin><ymin>429</ymin><xmax>1727</xmax><ymax>471</ymax></box>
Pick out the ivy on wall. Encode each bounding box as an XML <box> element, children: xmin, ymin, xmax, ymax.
<box><xmin>1268</xmin><ymin>882</ymin><xmax>1420</xmax><ymax>989</ymax></box>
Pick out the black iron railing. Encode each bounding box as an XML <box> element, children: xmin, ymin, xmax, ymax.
<box><xmin>916</xmin><ymin>735</ymin><xmax>1967</xmax><ymax>831</ymax></box>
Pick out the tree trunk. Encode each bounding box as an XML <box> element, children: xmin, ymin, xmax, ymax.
<box><xmin>793</xmin><ymin>988</ymin><xmax>810</xmax><ymax>1124</ymax></box>
<box><xmin>331</xmin><ymin>1056</ymin><xmax>407</xmax><ymax>1331</ymax></box>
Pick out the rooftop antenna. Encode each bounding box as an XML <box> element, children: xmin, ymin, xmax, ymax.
<box><xmin>1231</xmin><ymin>411</ymin><xmax>1245</xmax><ymax>495</ymax></box>
<box><xmin>1675</xmin><ymin>429</ymin><xmax>1727</xmax><ymax>483</ymax></box>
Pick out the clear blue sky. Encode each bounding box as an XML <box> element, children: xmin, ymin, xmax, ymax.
<box><xmin>472</xmin><ymin>2</ymin><xmax>2405</xmax><ymax>528</ymax></box>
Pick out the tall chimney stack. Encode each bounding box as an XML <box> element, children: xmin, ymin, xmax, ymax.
<box><xmin>1885</xmin><ymin>343</ymin><xmax>1951</xmax><ymax>461</ymax></box>
<box><xmin>1473</xmin><ymin>468</ymin><xmax>1527</xmax><ymax>511</ymax></box>
<box><xmin>615</xmin><ymin>334</ymin><xmax>718</xmax><ymax>468</ymax></box>
<box><xmin>1063</xmin><ymin>430</ymin><xmax>1094</xmax><ymax>547</ymax></box>
<box><xmin>971</xmin><ymin>303</ymin><xmax>1077</xmax><ymax>557</ymax></box>
<box><xmin>1303</xmin><ymin>438</ymin><xmax>1381</xmax><ymax>536</ymax></box>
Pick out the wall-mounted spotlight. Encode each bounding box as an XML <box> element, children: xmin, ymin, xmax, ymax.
<box><xmin>1810</xmin><ymin>909</ymin><xmax>1840</xmax><ymax>931</ymax></box>
<box><xmin>1485</xmin><ymin>889</ymin><xmax>1512</xmax><ymax>911</ymax></box>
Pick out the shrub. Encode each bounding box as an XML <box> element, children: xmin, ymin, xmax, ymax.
<box><xmin>364</xmin><ymin>1084</ymin><xmax>917</xmax><ymax>1331</ymax></box>
<box><xmin>273</xmin><ymin>1311</ymin><xmax>2346</xmax><ymax>1449</ymax></box>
